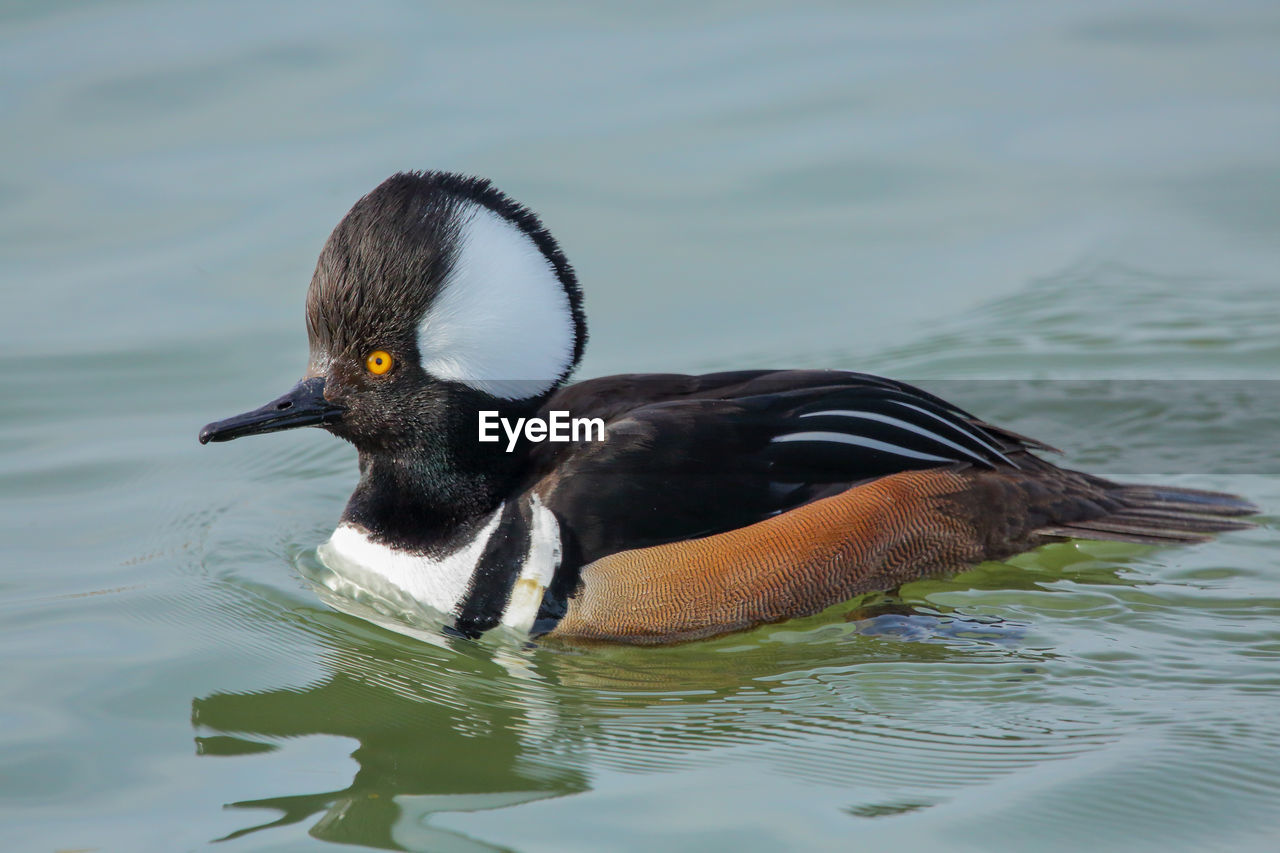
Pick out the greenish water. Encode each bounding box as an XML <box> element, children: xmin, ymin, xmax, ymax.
<box><xmin>3</xmin><ymin>1</ymin><xmax>1280</xmax><ymax>850</ymax></box>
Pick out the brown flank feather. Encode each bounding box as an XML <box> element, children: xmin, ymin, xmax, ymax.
<box><xmin>548</xmin><ymin>465</ymin><xmax>1255</xmax><ymax>645</ymax></box>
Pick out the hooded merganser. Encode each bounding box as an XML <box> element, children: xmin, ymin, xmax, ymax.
<box><xmin>199</xmin><ymin>171</ymin><xmax>1256</xmax><ymax>644</ymax></box>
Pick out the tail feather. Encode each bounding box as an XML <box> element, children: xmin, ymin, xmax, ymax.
<box><xmin>1037</xmin><ymin>525</ymin><xmax>1214</xmax><ymax>545</ymax></box>
<box><xmin>1105</xmin><ymin>508</ymin><xmax>1255</xmax><ymax>533</ymax></box>
<box><xmin>1036</xmin><ymin>482</ymin><xmax>1258</xmax><ymax>546</ymax></box>
<box><xmin>1112</xmin><ymin>485</ymin><xmax>1258</xmax><ymax>516</ymax></box>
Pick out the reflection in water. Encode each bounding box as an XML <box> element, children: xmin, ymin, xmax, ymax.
<box><xmin>191</xmin><ymin>615</ymin><xmax>594</xmax><ymax>850</ymax></box>
<box><xmin>193</xmin><ymin>664</ymin><xmax>582</xmax><ymax>849</ymax></box>
<box><xmin>191</xmin><ymin>541</ymin><xmax>1149</xmax><ymax>848</ymax></box>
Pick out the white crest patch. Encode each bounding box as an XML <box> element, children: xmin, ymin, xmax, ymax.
<box><xmin>317</xmin><ymin>506</ymin><xmax>504</xmax><ymax>620</ymax></box>
<box><xmin>418</xmin><ymin>202</ymin><xmax>575</xmax><ymax>399</ymax></box>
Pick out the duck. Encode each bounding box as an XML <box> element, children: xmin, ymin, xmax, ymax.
<box><xmin>199</xmin><ymin>171</ymin><xmax>1256</xmax><ymax>644</ymax></box>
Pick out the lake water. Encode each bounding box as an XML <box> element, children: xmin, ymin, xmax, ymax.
<box><xmin>3</xmin><ymin>1</ymin><xmax>1280</xmax><ymax>850</ymax></box>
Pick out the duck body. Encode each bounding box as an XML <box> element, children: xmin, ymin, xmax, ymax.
<box><xmin>200</xmin><ymin>171</ymin><xmax>1256</xmax><ymax>645</ymax></box>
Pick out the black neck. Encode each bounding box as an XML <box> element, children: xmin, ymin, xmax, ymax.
<box><xmin>340</xmin><ymin>395</ymin><xmax>542</xmax><ymax>552</ymax></box>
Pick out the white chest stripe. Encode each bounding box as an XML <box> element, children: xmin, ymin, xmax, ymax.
<box><xmin>316</xmin><ymin>496</ymin><xmax>561</xmax><ymax>636</ymax></box>
<box><xmin>500</xmin><ymin>494</ymin><xmax>562</xmax><ymax>632</ymax></box>
<box><xmin>317</xmin><ymin>506</ymin><xmax>504</xmax><ymax>619</ymax></box>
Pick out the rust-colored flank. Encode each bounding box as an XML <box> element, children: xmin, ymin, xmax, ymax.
<box><xmin>548</xmin><ymin>466</ymin><xmax>1252</xmax><ymax>644</ymax></box>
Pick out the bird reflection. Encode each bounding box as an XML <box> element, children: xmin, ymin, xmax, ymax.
<box><xmin>191</xmin><ymin>617</ymin><xmax>589</xmax><ymax>850</ymax></box>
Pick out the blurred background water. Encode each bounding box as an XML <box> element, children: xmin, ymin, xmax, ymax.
<box><xmin>2</xmin><ymin>1</ymin><xmax>1279</xmax><ymax>850</ymax></box>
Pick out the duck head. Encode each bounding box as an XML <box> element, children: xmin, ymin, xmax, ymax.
<box><xmin>199</xmin><ymin>171</ymin><xmax>587</xmax><ymax>457</ymax></box>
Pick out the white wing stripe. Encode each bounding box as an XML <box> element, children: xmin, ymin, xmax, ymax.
<box><xmin>771</xmin><ymin>431</ymin><xmax>955</xmax><ymax>463</ymax></box>
<box><xmin>883</xmin><ymin>400</ymin><xmax>1016</xmax><ymax>466</ymax></box>
<box><xmin>798</xmin><ymin>409</ymin><xmax>994</xmax><ymax>466</ymax></box>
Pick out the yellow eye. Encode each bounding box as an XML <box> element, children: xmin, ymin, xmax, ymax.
<box><xmin>365</xmin><ymin>350</ymin><xmax>394</xmax><ymax>375</ymax></box>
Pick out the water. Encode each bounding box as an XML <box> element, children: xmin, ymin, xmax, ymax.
<box><xmin>3</xmin><ymin>1</ymin><xmax>1279</xmax><ymax>850</ymax></box>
